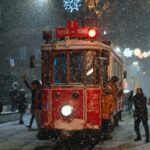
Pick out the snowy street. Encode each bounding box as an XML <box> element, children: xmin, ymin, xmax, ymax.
<box><xmin>0</xmin><ymin>115</ymin><xmax>52</xmax><ymax>150</ymax></box>
<box><xmin>1</xmin><ymin>108</ymin><xmax>150</xmax><ymax>150</ymax></box>
<box><xmin>95</xmin><ymin>107</ymin><xmax>150</xmax><ymax>150</ymax></box>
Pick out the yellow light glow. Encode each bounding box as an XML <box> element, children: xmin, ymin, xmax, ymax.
<box><xmin>88</xmin><ymin>29</ymin><xmax>96</xmax><ymax>38</ymax></box>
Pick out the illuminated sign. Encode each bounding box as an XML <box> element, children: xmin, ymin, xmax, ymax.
<box><xmin>56</xmin><ymin>20</ymin><xmax>99</xmax><ymax>39</ymax></box>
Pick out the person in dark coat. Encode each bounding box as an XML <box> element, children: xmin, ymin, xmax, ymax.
<box><xmin>22</xmin><ymin>74</ymin><xmax>41</xmax><ymax>129</ymax></box>
<box><xmin>34</xmin><ymin>82</ymin><xmax>42</xmax><ymax>130</ymax></box>
<box><xmin>9</xmin><ymin>83</ymin><xmax>19</xmax><ymax>111</ymax></box>
<box><xmin>0</xmin><ymin>102</ymin><xmax>3</xmax><ymax>114</ymax></box>
<box><xmin>18</xmin><ymin>89</ymin><xmax>27</xmax><ymax>124</ymax></box>
<box><xmin>129</xmin><ymin>88</ymin><xmax>149</xmax><ymax>143</ymax></box>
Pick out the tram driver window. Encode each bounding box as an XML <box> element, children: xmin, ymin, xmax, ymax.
<box><xmin>53</xmin><ymin>54</ymin><xmax>67</xmax><ymax>84</ymax></box>
<box><xmin>70</xmin><ymin>53</ymin><xmax>83</xmax><ymax>83</ymax></box>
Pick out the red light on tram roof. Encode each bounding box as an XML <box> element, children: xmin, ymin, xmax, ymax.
<box><xmin>88</xmin><ymin>29</ymin><xmax>96</xmax><ymax>38</ymax></box>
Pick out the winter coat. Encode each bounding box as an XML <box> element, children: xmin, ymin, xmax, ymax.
<box><xmin>107</xmin><ymin>82</ymin><xmax>119</xmax><ymax>112</ymax></box>
<box><xmin>34</xmin><ymin>89</ymin><xmax>42</xmax><ymax>110</ymax></box>
<box><xmin>18</xmin><ymin>92</ymin><xmax>27</xmax><ymax>113</ymax></box>
<box><xmin>101</xmin><ymin>94</ymin><xmax>115</xmax><ymax>120</ymax></box>
<box><xmin>9</xmin><ymin>88</ymin><xmax>19</xmax><ymax>105</ymax></box>
<box><xmin>131</xmin><ymin>94</ymin><xmax>148</xmax><ymax>118</ymax></box>
<box><xmin>0</xmin><ymin>102</ymin><xmax>3</xmax><ymax>113</ymax></box>
<box><xmin>24</xmin><ymin>80</ymin><xmax>36</xmax><ymax>109</ymax></box>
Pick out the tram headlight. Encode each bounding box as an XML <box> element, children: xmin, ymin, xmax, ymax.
<box><xmin>61</xmin><ymin>105</ymin><xmax>73</xmax><ymax>117</ymax></box>
<box><xmin>88</xmin><ymin>29</ymin><xmax>96</xmax><ymax>38</ymax></box>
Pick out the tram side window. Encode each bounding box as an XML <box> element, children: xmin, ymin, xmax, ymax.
<box><xmin>42</xmin><ymin>51</ymin><xmax>50</xmax><ymax>86</ymax></box>
<box><xmin>86</xmin><ymin>51</ymin><xmax>95</xmax><ymax>84</ymax></box>
<box><xmin>70</xmin><ymin>53</ymin><xmax>83</xmax><ymax>83</ymax></box>
<box><xmin>54</xmin><ymin>54</ymin><xmax>67</xmax><ymax>84</ymax></box>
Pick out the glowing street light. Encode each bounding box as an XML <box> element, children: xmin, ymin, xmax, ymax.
<box><xmin>133</xmin><ymin>48</ymin><xmax>141</xmax><ymax>57</ymax></box>
<box><xmin>103</xmin><ymin>30</ymin><xmax>107</xmax><ymax>35</ymax></box>
<box><xmin>138</xmin><ymin>54</ymin><xmax>143</xmax><ymax>59</ymax></box>
<box><xmin>114</xmin><ymin>47</ymin><xmax>121</xmax><ymax>54</ymax></box>
<box><xmin>142</xmin><ymin>51</ymin><xmax>149</xmax><ymax>58</ymax></box>
<box><xmin>133</xmin><ymin>61</ymin><xmax>139</xmax><ymax>65</ymax></box>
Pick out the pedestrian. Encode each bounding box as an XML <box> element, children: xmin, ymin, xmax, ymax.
<box><xmin>23</xmin><ymin>75</ymin><xmax>40</xmax><ymax>129</ymax></box>
<box><xmin>148</xmin><ymin>97</ymin><xmax>150</xmax><ymax>105</ymax></box>
<box><xmin>9</xmin><ymin>82</ymin><xmax>19</xmax><ymax>111</ymax></box>
<box><xmin>18</xmin><ymin>89</ymin><xmax>27</xmax><ymax>124</ymax></box>
<box><xmin>128</xmin><ymin>90</ymin><xmax>134</xmax><ymax>113</ymax></box>
<box><xmin>118</xmin><ymin>88</ymin><xmax>124</xmax><ymax>121</ymax></box>
<box><xmin>129</xmin><ymin>88</ymin><xmax>149</xmax><ymax>143</ymax></box>
<box><xmin>34</xmin><ymin>81</ymin><xmax>42</xmax><ymax>130</ymax></box>
<box><xmin>108</xmin><ymin>76</ymin><xmax>119</xmax><ymax>127</ymax></box>
<box><xmin>101</xmin><ymin>85</ymin><xmax>115</xmax><ymax>140</ymax></box>
<box><xmin>23</xmin><ymin>74</ymin><xmax>38</xmax><ymax>129</ymax></box>
<box><xmin>0</xmin><ymin>102</ymin><xmax>3</xmax><ymax>114</ymax></box>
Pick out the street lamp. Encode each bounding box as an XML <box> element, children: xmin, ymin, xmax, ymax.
<box><xmin>142</xmin><ymin>51</ymin><xmax>149</xmax><ymax>58</ymax></box>
<box><xmin>133</xmin><ymin>48</ymin><xmax>141</xmax><ymax>57</ymax></box>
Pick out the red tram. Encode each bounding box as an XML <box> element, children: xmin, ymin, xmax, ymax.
<box><xmin>38</xmin><ymin>20</ymin><xmax>123</xmax><ymax>142</ymax></box>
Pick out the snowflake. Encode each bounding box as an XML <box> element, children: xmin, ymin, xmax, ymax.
<box><xmin>123</xmin><ymin>48</ymin><xmax>133</xmax><ymax>58</ymax></box>
<box><xmin>63</xmin><ymin>0</ymin><xmax>82</xmax><ymax>13</ymax></box>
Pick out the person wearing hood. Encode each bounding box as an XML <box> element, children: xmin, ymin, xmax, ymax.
<box><xmin>18</xmin><ymin>89</ymin><xmax>27</xmax><ymax>124</ymax></box>
<box><xmin>129</xmin><ymin>88</ymin><xmax>149</xmax><ymax>143</ymax></box>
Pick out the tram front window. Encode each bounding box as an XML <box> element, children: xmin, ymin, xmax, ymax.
<box><xmin>54</xmin><ymin>54</ymin><xmax>67</xmax><ymax>84</ymax></box>
<box><xmin>86</xmin><ymin>51</ymin><xmax>95</xmax><ymax>84</ymax></box>
<box><xmin>70</xmin><ymin>53</ymin><xmax>83</xmax><ymax>83</ymax></box>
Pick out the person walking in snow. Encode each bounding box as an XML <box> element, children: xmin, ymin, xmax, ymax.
<box><xmin>18</xmin><ymin>89</ymin><xmax>27</xmax><ymax>124</ymax></box>
<box><xmin>129</xmin><ymin>88</ymin><xmax>149</xmax><ymax>143</ymax></box>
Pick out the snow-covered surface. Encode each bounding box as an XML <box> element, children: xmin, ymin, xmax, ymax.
<box><xmin>94</xmin><ymin>109</ymin><xmax>150</xmax><ymax>150</ymax></box>
<box><xmin>0</xmin><ymin>115</ymin><xmax>51</xmax><ymax>150</ymax></box>
<box><xmin>0</xmin><ymin>110</ymin><xmax>150</xmax><ymax>150</ymax></box>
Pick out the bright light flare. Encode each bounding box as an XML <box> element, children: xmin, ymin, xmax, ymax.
<box><xmin>61</xmin><ymin>105</ymin><xmax>73</xmax><ymax>117</ymax></box>
<box><xmin>103</xmin><ymin>30</ymin><xmax>107</xmax><ymax>35</ymax></box>
<box><xmin>88</xmin><ymin>29</ymin><xmax>96</xmax><ymax>38</ymax></box>
<box><xmin>86</xmin><ymin>68</ymin><xmax>93</xmax><ymax>76</ymax></box>
<box><xmin>114</xmin><ymin>47</ymin><xmax>121</xmax><ymax>55</ymax></box>
<box><xmin>134</xmin><ymin>48</ymin><xmax>141</xmax><ymax>56</ymax></box>
<box><xmin>133</xmin><ymin>61</ymin><xmax>139</xmax><ymax>65</ymax></box>
<box><xmin>142</xmin><ymin>51</ymin><xmax>149</xmax><ymax>58</ymax></box>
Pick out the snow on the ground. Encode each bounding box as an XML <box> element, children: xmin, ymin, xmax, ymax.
<box><xmin>1</xmin><ymin>109</ymin><xmax>150</xmax><ymax>150</ymax></box>
<box><xmin>0</xmin><ymin>115</ymin><xmax>51</xmax><ymax>150</ymax></box>
<box><xmin>94</xmin><ymin>110</ymin><xmax>150</xmax><ymax>150</ymax></box>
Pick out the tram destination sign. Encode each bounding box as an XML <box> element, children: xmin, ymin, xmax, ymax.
<box><xmin>56</xmin><ymin>20</ymin><xmax>99</xmax><ymax>39</ymax></box>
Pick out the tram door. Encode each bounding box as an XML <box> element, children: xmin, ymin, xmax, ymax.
<box><xmin>96</xmin><ymin>57</ymin><xmax>108</xmax><ymax>86</ymax></box>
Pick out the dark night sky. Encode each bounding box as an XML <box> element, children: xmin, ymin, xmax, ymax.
<box><xmin>0</xmin><ymin>0</ymin><xmax>149</xmax><ymax>50</ymax></box>
<box><xmin>0</xmin><ymin>0</ymin><xmax>150</xmax><ymax>95</ymax></box>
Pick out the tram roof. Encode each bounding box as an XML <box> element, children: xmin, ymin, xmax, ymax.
<box><xmin>41</xmin><ymin>39</ymin><xmax>112</xmax><ymax>52</ymax></box>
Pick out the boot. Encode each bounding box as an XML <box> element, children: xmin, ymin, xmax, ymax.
<box><xmin>134</xmin><ymin>136</ymin><xmax>141</xmax><ymax>141</ymax></box>
<box><xmin>145</xmin><ymin>138</ymin><xmax>149</xmax><ymax>143</ymax></box>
